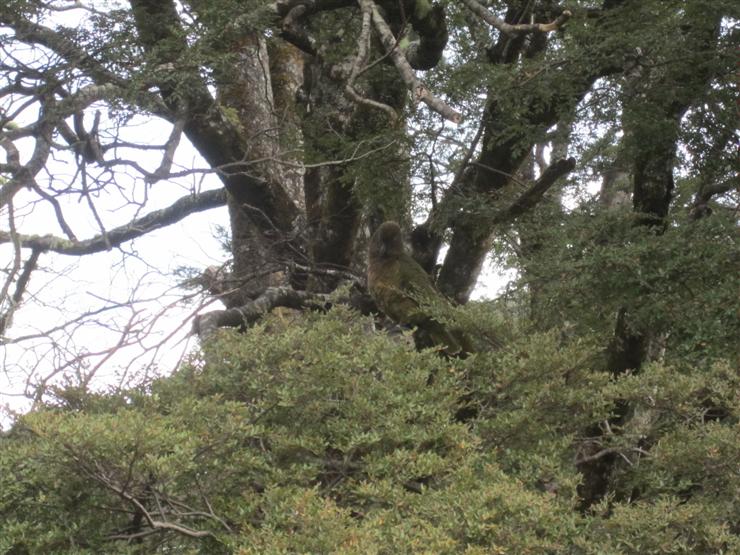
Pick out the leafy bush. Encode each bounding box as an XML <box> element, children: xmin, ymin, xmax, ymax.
<box><xmin>2</xmin><ymin>306</ymin><xmax>738</xmax><ymax>553</ymax></box>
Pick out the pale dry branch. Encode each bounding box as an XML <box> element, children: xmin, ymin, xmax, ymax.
<box><xmin>369</xmin><ymin>2</ymin><xmax>462</xmax><ymax>123</ymax></box>
<box><xmin>38</xmin><ymin>0</ymin><xmax>107</xmax><ymax>16</ymax></box>
<box><xmin>345</xmin><ymin>0</ymin><xmax>399</xmax><ymax>120</ymax></box>
<box><xmin>51</xmin><ymin>439</ymin><xmax>226</xmax><ymax>542</ymax></box>
<box><xmin>460</xmin><ymin>0</ymin><xmax>572</xmax><ymax>37</ymax></box>
<box><xmin>95</xmin><ymin>473</ymin><xmax>214</xmax><ymax>539</ymax></box>
<box><xmin>574</xmin><ymin>446</ymin><xmax>650</xmax><ymax>467</ymax></box>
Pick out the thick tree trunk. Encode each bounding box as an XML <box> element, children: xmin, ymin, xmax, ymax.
<box><xmin>301</xmin><ymin>39</ymin><xmax>409</xmax><ymax>291</ymax></box>
<box><xmin>130</xmin><ymin>0</ymin><xmax>304</xmax><ymax>304</ymax></box>
<box><xmin>218</xmin><ymin>34</ymin><xmax>302</xmax><ymax>296</ymax></box>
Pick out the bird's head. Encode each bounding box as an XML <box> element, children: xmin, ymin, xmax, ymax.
<box><xmin>369</xmin><ymin>221</ymin><xmax>405</xmax><ymax>260</ymax></box>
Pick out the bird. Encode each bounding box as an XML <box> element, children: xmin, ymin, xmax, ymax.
<box><xmin>367</xmin><ymin>221</ymin><xmax>469</xmax><ymax>355</ymax></box>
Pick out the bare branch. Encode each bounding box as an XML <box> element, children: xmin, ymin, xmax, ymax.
<box><xmin>690</xmin><ymin>177</ymin><xmax>737</xmax><ymax>220</ymax></box>
<box><xmin>147</xmin><ymin>117</ymin><xmax>187</xmax><ymax>183</ymax></box>
<box><xmin>52</xmin><ymin>84</ymin><xmax>119</xmax><ymax>120</ymax></box>
<box><xmin>345</xmin><ymin>0</ymin><xmax>399</xmax><ymax>120</ymax></box>
<box><xmin>94</xmin><ymin>473</ymin><xmax>213</xmax><ymax>539</ymax></box>
<box><xmin>460</xmin><ymin>0</ymin><xmax>572</xmax><ymax>37</ymax></box>
<box><xmin>0</xmin><ymin>189</ymin><xmax>227</xmax><ymax>255</ymax></box>
<box><xmin>29</xmin><ymin>183</ymin><xmax>79</xmax><ymax>241</ymax></box>
<box><xmin>575</xmin><ymin>446</ymin><xmax>650</xmax><ymax>466</ymax></box>
<box><xmin>0</xmin><ymin>11</ymin><xmax>169</xmax><ymax>116</ymax></box>
<box><xmin>0</xmin><ymin>12</ymin><xmax>121</xmax><ymax>85</ymax></box>
<box><xmin>192</xmin><ymin>286</ymin><xmax>333</xmax><ymax>337</ymax></box>
<box><xmin>370</xmin><ymin>2</ymin><xmax>462</xmax><ymax>123</ymax></box>
<box><xmin>0</xmin><ymin>122</ymin><xmax>53</xmax><ymax>209</ymax></box>
<box><xmin>0</xmin><ymin>249</ymin><xmax>41</xmax><ymax>337</ymax></box>
<box><xmin>0</xmin><ymin>201</ymin><xmax>23</xmax><ymax>323</ymax></box>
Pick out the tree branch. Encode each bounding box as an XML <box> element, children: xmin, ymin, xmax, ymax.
<box><xmin>275</xmin><ymin>0</ymin><xmax>354</xmax><ymax>18</ymax></box>
<box><xmin>370</xmin><ymin>2</ymin><xmax>461</xmax><ymax>123</ymax></box>
<box><xmin>129</xmin><ymin>0</ymin><xmax>300</xmax><ymax>236</ymax></box>
<box><xmin>400</xmin><ymin>0</ymin><xmax>449</xmax><ymax>70</ymax></box>
<box><xmin>0</xmin><ymin>11</ymin><xmax>169</xmax><ymax>116</ymax></box>
<box><xmin>96</xmin><ymin>473</ymin><xmax>213</xmax><ymax>539</ymax></box>
<box><xmin>192</xmin><ymin>286</ymin><xmax>334</xmax><ymax>337</ymax></box>
<box><xmin>0</xmin><ymin>249</ymin><xmax>41</xmax><ymax>337</ymax></box>
<box><xmin>0</xmin><ymin>123</ymin><xmax>52</xmax><ymax>209</ymax></box>
<box><xmin>147</xmin><ymin>117</ymin><xmax>186</xmax><ymax>183</ymax></box>
<box><xmin>345</xmin><ymin>0</ymin><xmax>399</xmax><ymax>120</ymax></box>
<box><xmin>273</xmin><ymin>0</ymin><xmax>355</xmax><ymax>55</ymax></box>
<box><xmin>495</xmin><ymin>157</ymin><xmax>576</xmax><ymax>223</ymax></box>
<box><xmin>460</xmin><ymin>0</ymin><xmax>571</xmax><ymax>37</ymax></box>
<box><xmin>435</xmin><ymin>0</ymin><xmax>625</xmax><ymax>303</ymax></box>
<box><xmin>0</xmin><ymin>189</ymin><xmax>227</xmax><ymax>255</ymax></box>
<box><xmin>690</xmin><ymin>178</ymin><xmax>737</xmax><ymax>220</ymax></box>
<box><xmin>51</xmin><ymin>84</ymin><xmax>120</xmax><ymax>120</ymax></box>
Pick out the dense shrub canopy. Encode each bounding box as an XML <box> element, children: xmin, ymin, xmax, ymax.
<box><xmin>2</xmin><ymin>297</ymin><xmax>739</xmax><ymax>552</ymax></box>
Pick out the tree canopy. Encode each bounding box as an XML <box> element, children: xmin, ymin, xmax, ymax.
<box><xmin>0</xmin><ymin>0</ymin><xmax>738</xmax><ymax>552</ymax></box>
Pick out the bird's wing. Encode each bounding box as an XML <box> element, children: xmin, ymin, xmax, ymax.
<box><xmin>395</xmin><ymin>253</ymin><xmax>447</xmax><ymax>327</ymax></box>
<box><xmin>397</xmin><ymin>253</ymin><xmax>438</xmax><ymax>298</ymax></box>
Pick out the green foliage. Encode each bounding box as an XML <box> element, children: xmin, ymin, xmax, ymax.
<box><xmin>2</xmin><ymin>306</ymin><xmax>738</xmax><ymax>553</ymax></box>
<box><xmin>518</xmin><ymin>207</ymin><xmax>740</xmax><ymax>364</ymax></box>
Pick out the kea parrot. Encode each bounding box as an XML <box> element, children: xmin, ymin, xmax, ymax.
<box><xmin>367</xmin><ymin>221</ymin><xmax>470</xmax><ymax>355</ymax></box>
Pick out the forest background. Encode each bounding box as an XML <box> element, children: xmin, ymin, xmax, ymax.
<box><xmin>0</xmin><ymin>0</ymin><xmax>738</xmax><ymax>552</ymax></box>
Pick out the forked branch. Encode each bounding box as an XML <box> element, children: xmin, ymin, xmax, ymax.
<box><xmin>192</xmin><ymin>286</ymin><xmax>333</xmax><ymax>337</ymax></box>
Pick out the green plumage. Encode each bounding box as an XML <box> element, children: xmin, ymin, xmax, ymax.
<box><xmin>367</xmin><ymin>221</ymin><xmax>469</xmax><ymax>355</ymax></box>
